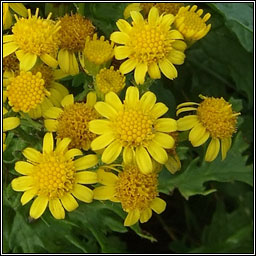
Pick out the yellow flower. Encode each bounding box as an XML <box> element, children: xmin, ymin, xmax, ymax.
<box><xmin>3</xmin><ymin>8</ymin><xmax>61</xmax><ymax>71</ymax></box>
<box><xmin>153</xmin><ymin>3</ymin><xmax>184</xmax><ymax>16</ymax></box>
<box><xmin>111</xmin><ymin>7</ymin><xmax>186</xmax><ymax>85</ymax></box>
<box><xmin>57</xmin><ymin>13</ymin><xmax>95</xmax><ymax>75</ymax></box>
<box><xmin>11</xmin><ymin>132</ymin><xmax>98</xmax><ymax>220</ymax></box>
<box><xmin>6</xmin><ymin>70</ymin><xmax>67</xmax><ymax>119</ymax></box>
<box><xmin>44</xmin><ymin>93</ymin><xmax>99</xmax><ymax>151</ymax></box>
<box><xmin>79</xmin><ymin>34</ymin><xmax>115</xmax><ymax>76</ymax></box>
<box><xmin>176</xmin><ymin>95</ymin><xmax>240</xmax><ymax>162</ymax></box>
<box><xmin>94</xmin><ymin>166</ymin><xmax>166</xmax><ymax>226</ymax></box>
<box><xmin>95</xmin><ymin>66</ymin><xmax>126</xmax><ymax>99</ymax></box>
<box><xmin>3</xmin><ymin>3</ymin><xmax>27</xmax><ymax>30</ymax></box>
<box><xmin>123</xmin><ymin>3</ymin><xmax>142</xmax><ymax>19</ymax></box>
<box><xmin>89</xmin><ymin>86</ymin><xmax>177</xmax><ymax>174</ymax></box>
<box><xmin>3</xmin><ymin>53</ymin><xmax>20</xmax><ymax>87</ymax></box>
<box><xmin>174</xmin><ymin>5</ymin><xmax>211</xmax><ymax>43</ymax></box>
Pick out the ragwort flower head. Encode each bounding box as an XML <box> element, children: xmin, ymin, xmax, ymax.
<box><xmin>11</xmin><ymin>133</ymin><xmax>98</xmax><ymax>220</ymax></box>
<box><xmin>3</xmin><ymin>8</ymin><xmax>61</xmax><ymax>71</ymax></box>
<box><xmin>44</xmin><ymin>93</ymin><xmax>99</xmax><ymax>151</ymax></box>
<box><xmin>89</xmin><ymin>86</ymin><xmax>177</xmax><ymax>174</ymax></box>
<box><xmin>111</xmin><ymin>7</ymin><xmax>186</xmax><ymax>85</ymax></box>
<box><xmin>176</xmin><ymin>95</ymin><xmax>240</xmax><ymax>162</ymax></box>
<box><xmin>94</xmin><ymin>166</ymin><xmax>166</xmax><ymax>226</ymax></box>
<box><xmin>57</xmin><ymin>13</ymin><xmax>95</xmax><ymax>75</ymax></box>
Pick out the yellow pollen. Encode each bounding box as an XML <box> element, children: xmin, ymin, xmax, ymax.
<box><xmin>129</xmin><ymin>23</ymin><xmax>172</xmax><ymax>64</ymax></box>
<box><xmin>113</xmin><ymin>105</ymin><xmax>155</xmax><ymax>147</ymax></box>
<box><xmin>57</xmin><ymin>103</ymin><xmax>99</xmax><ymax>150</ymax></box>
<box><xmin>58</xmin><ymin>13</ymin><xmax>95</xmax><ymax>52</ymax></box>
<box><xmin>83</xmin><ymin>34</ymin><xmax>114</xmax><ymax>65</ymax></box>
<box><xmin>197</xmin><ymin>97</ymin><xmax>239</xmax><ymax>139</ymax></box>
<box><xmin>116</xmin><ymin>165</ymin><xmax>158</xmax><ymax>211</ymax></box>
<box><xmin>3</xmin><ymin>53</ymin><xmax>19</xmax><ymax>74</ymax></box>
<box><xmin>142</xmin><ymin>3</ymin><xmax>184</xmax><ymax>15</ymax></box>
<box><xmin>12</xmin><ymin>9</ymin><xmax>60</xmax><ymax>56</ymax></box>
<box><xmin>33</xmin><ymin>151</ymin><xmax>75</xmax><ymax>199</ymax></box>
<box><xmin>96</xmin><ymin>66</ymin><xmax>126</xmax><ymax>95</ymax></box>
<box><xmin>6</xmin><ymin>71</ymin><xmax>48</xmax><ymax>113</ymax></box>
<box><xmin>31</xmin><ymin>64</ymin><xmax>54</xmax><ymax>89</ymax></box>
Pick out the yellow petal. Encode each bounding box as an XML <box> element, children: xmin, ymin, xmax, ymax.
<box><xmin>9</xmin><ymin>3</ymin><xmax>28</xmax><ymax>17</ymax></box>
<box><xmin>177</xmin><ymin>115</ymin><xmax>199</xmax><ymax>131</ymax></box>
<box><xmin>150</xmin><ymin>197</ymin><xmax>166</xmax><ymax>214</ymax></box>
<box><xmin>123</xmin><ymin>146</ymin><xmax>135</xmax><ymax>165</ymax></box>
<box><xmin>20</xmin><ymin>52</ymin><xmax>37</xmax><ymax>71</ymax></box>
<box><xmin>42</xmin><ymin>132</ymin><xmax>54</xmax><ymax>154</ymax></box>
<box><xmin>189</xmin><ymin>123</ymin><xmax>206</xmax><ymax>146</ymax></box>
<box><xmin>176</xmin><ymin>107</ymin><xmax>197</xmax><ymax>116</ymax></box>
<box><xmin>29</xmin><ymin>196</ymin><xmax>48</xmax><ymax>219</ymax></box>
<box><xmin>135</xmin><ymin>146</ymin><xmax>152</xmax><ymax>174</ymax></box>
<box><xmin>21</xmin><ymin>188</ymin><xmax>37</xmax><ymax>205</ymax></box>
<box><xmin>165</xmin><ymin>154</ymin><xmax>181</xmax><ymax>174</ymax></box>
<box><xmin>49</xmin><ymin>199</ymin><xmax>65</xmax><ymax>219</ymax></box>
<box><xmin>151</xmin><ymin>103</ymin><xmax>168</xmax><ymax>118</ymax></box>
<box><xmin>172</xmin><ymin>40</ymin><xmax>187</xmax><ymax>51</ymax></box>
<box><xmin>221</xmin><ymin>137</ymin><xmax>232</xmax><ymax>160</ymax></box>
<box><xmin>134</xmin><ymin>63</ymin><xmax>148</xmax><ymax>85</ymax></box>
<box><xmin>86</xmin><ymin>92</ymin><xmax>97</xmax><ymax>107</ymax></box>
<box><xmin>205</xmin><ymin>138</ymin><xmax>220</xmax><ymax>162</ymax></box>
<box><xmin>40</xmin><ymin>53</ymin><xmax>58</xmax><ymax>68</ymax></box>
<box><xmin>72</xmin><ymin>184</ymin><xmax>93</xmax><ymax>203</ymax></box>
<box><xmin>43</xmin><ymin>107</ymin><xmax>63</xmax><ymax>119</ymax></box>
<box><xmin>159</xmin><ymin>58</ymin><xmax>177</xmax><ymax>80</ymax></box>
<box><xmin>89</xmin><ymin>120</ymin><xmax>112</xmax><ymax>135</ymax></box>
<box><xmin>147</xmin><ymin>141</ymin><xmax>168</xmax><ymax>164</ymax></box>
<box><xmin>140</xmin><ymin>208</ymin><xmax>152</xmax><ymax>223</ymax></box>
<box><xmin>148</xmin><ymin>7</ymin><xmax>159</xmax><ymax>25</ymax></box>
<box><xmin>91</xmin><ymin>132</ymin><xmax>115</xmax><ymax>151</ymax></box>
<box><xmin>148</xmin><ymin>62</ymin><xmax>161</xmax><ymax>79</ymax></box>
<box><xmin>97</xmin><ymin>169</ymin><xmax>118</xmax><ymax>185</ymax></box>
<box><xmin>94</xmin><ymin>102</ymin><xmax>118</xmax><ymax>120</ymax></box>
<box><xmin>177</xmin><ymin>102</ymin><xmax>199</xmax><ymax>109</ymax></box>
<box><xmin>153</xmin><ymin>132</ymin><xmax>175</xmax><ymax>149</ymax></box>
<box><xmin>11</xmin><ymin>176</ymin><xmax>34</xmax><ymax>191</ymax></box>
<box><xmin>55</xmin><ymin>138</ymin><xmax>71</xmax><ymax>153</ymax></box>
<box><xmin>61</xmin><ymin>193</ymin><xmax>78</xmax><ymax>212</ymax></box>
<box><xmin>15</xmin><ymin>161</ymin><xmax>35</xmax><ymax>175</ymax></box>
<box><xmin>65</xmin><ymin>148</ymin><xmax>83</xmax><ymax>160</ymax></box>
<box><xmin>93</xmin><ymin>185</ymin><xmax>116</xmax><ymax>200</ymax></box>
<box><xmin>167</xmin><ymin>50</ymin><xmax>185</xmax><ymax>65</ymax></box>
<box><xmin>44</xmin><ymin>119</ymin><xmax>58</xmax><ymax>132</ymax></box>
<box><xmin>105</xmin><ymin>92</ymin><xmax>123</xmax><ymax>112</ymax></box>
<box><xmin>3</xmin><ymin>42</ymin><xmax>19</xmax><ymax>58</ymax></box>
<box><xmin>169</xmin><ymin>30</ymin><xmax>184</xmax><ymax>40</ymax></box>
<box><xmin>110</xmin><ymin>31</ymin><xmax>129</xmax><ymax>44</ymax></box>
<box><xmin>58</xmin><ymin>49</ymin><xmax>70</xmax><ymax>73</ymax></box>
<box><xmin>130</xmin><ymin>10</ymin><xmax>144</xmax><ymax>24</ymax></box>
<box><xmin>115</xmin><ymin>46</ymin><xmax>131</xmax><ymax>60</ymax></box>
<box><xmin>125</xmin><ymin>86</ymin><xmax>139</xmax><ymax>106</ymax></box>
<box><xmin>192</xmin><ymin>130</ymin><xmax>210</xmax><ymax>147</ymax></box>
<box><xmin>3</xmin><ymin>35</ymin><xmax>14</xmax><ymax>43</ymax></box>
<box><xmin>119</xmin><ymin>58</ymin><xmax>138</xmax><ymax>74</ymax></box>
<box><xmin>154</xmin><ymin>118</ymin><xmax>177</xmax><ymax>132</ymax></box>
<box><xmin>51</xmin><ymin>82</ymin><xmax>69</xmax><ymax>97</ymax></box>
<box><xmin>116</xmin><ymin>19</ymin><xmax>132</xmax><ymax>33</ymax></box>
<box><xmin>102</xmin><ymin>140</ymin><xmax>122</xmax><ymax>164</ymax></box>
<box><xmin>61</xmin><ymin>94</ymin><xmax>74</xmax><ymax>108</ymax></box>
<box><xmin>69</xmin><ymin>52</ymin><xmax>79</xmax><ymax>75</ymax></box>
<box><xmin>75</xmin><ymin>171</ymin><xmax>98</xmax><ymax>184</ymax></box>
<box><xmin>3</xmin><ymin>117</ymin><xmax>20</xmax><ymax>132</ymax></box>
<box><xmin>74</xmin><ymin>154</ymin><xmax>98</xmax><ymax>170</ymax></box>
<box><xmin>124</xmin><ymin>209</ymin><xmax>140</xmax><ymax>226</ymax></box>
<box><xmin>23</xmin><ymin>148</ymin><xmax>42</xmax><ymax>163</ymax></box>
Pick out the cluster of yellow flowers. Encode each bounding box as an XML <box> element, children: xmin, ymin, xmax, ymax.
<box><xmin>3</xmin><ymin>3</ymin><xmax>240</xmax><ymax>227</ymax></box>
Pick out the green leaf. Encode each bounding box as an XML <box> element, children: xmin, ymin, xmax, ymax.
<box><xmin>159</xmin><ymin>132</ymin><xmax>253</xmax><ymax>199</ymax></box>
<box><xmin>209</xmin><ymin>3</ymin><xmax>253</xmax><ymax>52</ymax></box>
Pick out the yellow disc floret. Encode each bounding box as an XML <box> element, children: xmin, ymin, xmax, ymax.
<box><xmin>33</xmin><ymin>151</ymin><xmax>76</xmax><ymax>199</ymax></box>
<box><xmin>58</xmin><ymin>13</ymin><xmax>95</xmax><ymax>52</ymax></box>
<box><xmin>116</xmin><ymin>165</ymin><xmax>158</xmax><ymax>211</ymax></box>
<box><xmin>7</xmin><ymin>71</ymin><xmax>49</xmax><ymax>113</ymax></box>
<box><xmin>57</xmin><ymin>103</ymin><xmax>99</xmax><ymax>150</ymax></box>
<box><xmin>197</xmin><ymin>96</ymin><xmax>238</xmax><ymax>139</ymax></box>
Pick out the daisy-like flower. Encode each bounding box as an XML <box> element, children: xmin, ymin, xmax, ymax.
<box><xmin>89</xmin><ymin>86</ymin><xmax>177</xmax><ymax>174</ymax></box>
<box><xmin>57</xmin><ymin>13</ymin><xmax>95</xmax><ymax>76</ymax></box>
<box><xmin>44</xmin><ymin>93</ymin><xmax>99</xmax><ymax>151</ymax></box>
<box><xmin>79</xmin><ymin>34</ymin><xmax>115</xmax><ymax>76</ymax></box>
<box><xmin>3</xmin><ymin>3</ymin><xmax>27</xmax><ymax>30</ymax></box>
<box><xmin>174</xmin><ymin>5</ymin><xmax>211</xmax><ymax>44</ymax></box>
<box><xmin>3</xmin><ymin>8</ymin><xmax>61</xmax><ymax>71</ymax></box>
<box><xmin>110</xmin><ymin>6</ymin><xmax>186</xmax><ymax>85</ymax></box>
<box><xmin>176</xmin><ymin>95</ymin><xmax>240</xmax><ymax>162</ymax></box>
<box><xmin>94</xmin><ymin>165</ymin><xmax>166</xmax><ymax>226</ymax></box>
<box><xmin>11</xmin><ymin>132</ymin><xmax>98</xmax><ymax>220</ymax></box>
<box><xmin>95</xmin><ymin>66</ymin><xmax>126</xmax><ymax>99</ymax></box>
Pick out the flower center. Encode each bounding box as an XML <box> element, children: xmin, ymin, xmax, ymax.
<box><xmin>129</xmin><ymin>23</ymin><xmax>172</xmax><ymax>64</ymax></box>
<box><xmin>96</xmin><ymin>67</ymin><xmax>125</xmax><ymax>95</ymax></box>
<box><xmin>33</xmin><ymin>151</ymin><xmax>76</xmax><ymax>199</ymax></box>
<box><xmin>197</xmin><ymin>97</ymin><xmax>238</xmax><ymax>139</ymax></box>
<box><xmin>32</xmin><ymin>64</ymin><xmax>54</xmax><ymax>89</ymax></box>
<box><xmin>83</xmin><ymin>35</ymin><xmax>114</xmax><ymax>65</ymax></box>
<box><xmin>7</xmin><ymin>71</ymin><xmax>49</xmax><ymax>113</ymax></box>
<box><xmin>57</xmin><ymin>103</ymin><xmax>99</xmax><ymax>150</ymax></box>
<box><xmin>58</xmin><ymin>13</ymin><xmax>95</xmax><ymax>52</ymax></box>
<box><xmin>12</xmin><ymin>10</ymin><xmax>60</xmax><ymax>56</ymax></box>
<box><xmin>116</xmin><ymin>165</ymin><xmax>158</xmax><ymax>211</ymax></box>
<box><xmin>3</xmin><ymin>53</ymin><xmax>19</xmax><ymax>74</ymax></box>
<box><xmin>154</xmin><ymin>3</ymin><xmax>184</xmax><ymax>15</ymax></box>
<box><xmin>113</xmin><ymin>105</ymin><xmax>155</xmax><ymax>147</ymax></box>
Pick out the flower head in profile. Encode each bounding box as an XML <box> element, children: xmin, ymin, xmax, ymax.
<box><xmin>79</xmin><ymin>34</ymin><xmax>115</xmax><ymax>76</ymax></box>
<box><xmin>3</xmin><ymin>3</ymin><xmax>27</xmax><ymax>30</ymax></box>
<box><xmin>95</xmin><ymin>66</ymin><xmax>126</xmax><ymax>99</ymax></box>
<box><xmin>174</xmin><ymin>5</ymin><xmax>211</xmax><ymax>44</ymax></box>
<box><xmin>176</xmin><ymin>95</ymin><xmax>240</xmax><ymax>162</ymax></box>
<box><xmin>11</xmin><ymin>133</ymin><xmax>98</xmax><ymax>220</ymax></box>
<box><xmin>89</xmin><ymin>86</ymin><xmax>177</xmax><ymax>174</ymax></box>
<box><xmin>94</xmin><ymin>165</ymin><xmax>166</xmax><ymax>226</ymax></box>
<box><xmin>44</xmin><ymin>93</ymin><xmax>99</xmax><ymax>151</ymax></box>
<box><xmin>3</xmin><ymin>8</ymin><xmax>61</xmax><ymax>71</ymax></box>
<box><xmin>57</xmin><ymin>13</ymin><xmax>95</xmax><ymax>75</ymax></box>
<box><xmin>111</xmin><ymin>7</ymin><xmax>186</xmax><ymax>85</ymax></box>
